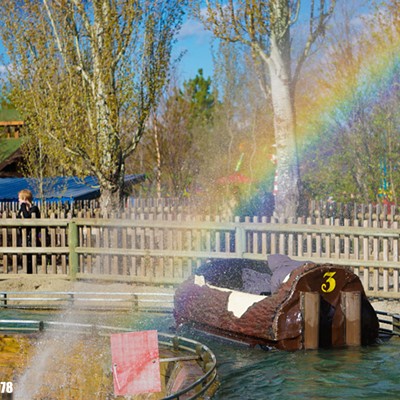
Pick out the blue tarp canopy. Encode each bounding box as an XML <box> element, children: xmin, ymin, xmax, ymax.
<box><xmin>0</xmin><ymin>174</ymin><xmax>146</xmax><ymax>202</ymax></box>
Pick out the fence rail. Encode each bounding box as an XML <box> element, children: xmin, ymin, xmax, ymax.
<box><xmin>1</xmin><ymin>216</ymin><xmax>400</xmax><ymax>298</ymax></box>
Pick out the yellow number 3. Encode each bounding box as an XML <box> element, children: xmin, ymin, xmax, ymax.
<box><xmin>321</xmin><ymin>271</ymin><xmax>336</xmax><ymax>293</ymax></box>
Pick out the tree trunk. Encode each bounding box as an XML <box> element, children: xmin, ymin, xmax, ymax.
<box><xmin>93</xmin><ymin>16</ymin><xmax>123</xmax><ymax>215</ymax></box>
<box><xmin>153</xmin><ymin>119</ymin><xmax>162</xmax><ymax>199</ymax></box>
<box><xmin>267</xmin><ymin>33</ymin><xmax>300</xmax><ymax>219</ymax></box>
<box><xmin>98</xmin><ymin>176</ymin><xmax>125</xmax><ymax>215</ymax></box>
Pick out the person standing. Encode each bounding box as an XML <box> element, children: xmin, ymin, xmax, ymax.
<box><xmin>17</xmin><ymin>189</ymin><xmax>40</xmax><ymax>273</ymax></box>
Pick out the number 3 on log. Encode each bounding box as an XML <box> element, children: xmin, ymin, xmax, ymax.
<box><xmin>321</xmin><ymin>271</ymin><xmax>336</xmax><ymax>293</ymax></box>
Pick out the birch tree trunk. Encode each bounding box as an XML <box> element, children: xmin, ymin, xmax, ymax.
<box><xmin>267</xmin><ymin>33</ymin><xmax>300</xmax><ymax>219</ymax></box>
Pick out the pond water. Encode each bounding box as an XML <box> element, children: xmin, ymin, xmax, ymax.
<box><xmin>2</xmin><ymin>309</ymin><xmax>400</xmax><ymax>400</ymax></box>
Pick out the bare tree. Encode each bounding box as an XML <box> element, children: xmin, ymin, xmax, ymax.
<box><xmin>0</xmin><ymin>0</ymin><xmax>186</xmax><ymax>212</ymax></box>
<box><xmin>192</xmin><ymin>0</ymin><xmax>336</xmax><ymax>218</ymax></box>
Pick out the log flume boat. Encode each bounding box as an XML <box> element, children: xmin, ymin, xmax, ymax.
<box><xmin>174</xmin><ymin>255</ymin><xmax>379</xmax><ymax>351</ymax></box>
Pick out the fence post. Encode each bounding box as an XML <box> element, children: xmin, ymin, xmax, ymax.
<box><xmin>235</xmin><ymin>224</ymin><xmax>246</xmax><ymax>257</ymax></box>
<box><xmin>68</xmin><ymin>221</ymin><xmax>79</xmax><ymax>280</ymax></box>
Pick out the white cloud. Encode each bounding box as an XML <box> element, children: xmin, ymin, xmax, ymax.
<box><xmin>178</xmin><ymin>18</ymin><xmax>211</xmax><ymax>43</ymax></box>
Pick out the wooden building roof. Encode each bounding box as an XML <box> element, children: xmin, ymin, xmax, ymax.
<box><xmin>0</xmin><ymin>138</ymin><xmax>23</xmax><ymax>177</ymax></box>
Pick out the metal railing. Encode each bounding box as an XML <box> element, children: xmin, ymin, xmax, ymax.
<box><xmin>0</xmin><ymin>290</ymin><xmax>174</xmax><ymax>311</ymax></box>
<box><xmin>376</xmin><ymin>310</ymin><xmax>400</xmax><ymax>337</ymax></box>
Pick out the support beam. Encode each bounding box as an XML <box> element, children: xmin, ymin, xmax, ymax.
<box><xmin>301</xmin><ymin>291</ymin><xmax>320</xmax><ymax>349</ymax></box>
<box><xmin>341</xmin><ymin>291</ymin><xmax>361</xmax><ymax>346</ymax></box>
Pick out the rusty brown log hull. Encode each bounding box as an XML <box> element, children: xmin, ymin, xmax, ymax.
<box><xmin>174</xmin><ymin>263</ymin><xmax>379</xmax><ymax>351</ymax></box>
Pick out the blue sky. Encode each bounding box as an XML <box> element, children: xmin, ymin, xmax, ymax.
<box><xmin>174</xmin><ymin>15</ymin><xmax>214</xmax><ymax>82</ymax></box>
<box><xmin>173</xmin><ymin>0</ymin><xmax>356</xmax><ymax>82</ymax></box>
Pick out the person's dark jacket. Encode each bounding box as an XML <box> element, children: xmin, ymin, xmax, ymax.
<box><xmin>17</xmin><ymin>203</ymin><xmax>41</xmax><ymax>246</ymax></box>
<box><xmin>17</xmin><ymin>203</ymin><xmax>40</xmax><ymax>219</ymax></box>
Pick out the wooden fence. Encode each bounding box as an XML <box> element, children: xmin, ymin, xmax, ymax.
<box><xmin>1</xmin><ymin>214</ymin><xmax>400</xmax><ymax>299</ymax></box>
<box><xmin>1</xmin><ymin>198</ymin><xmax>400</xmax><ymax>224</ymax></box>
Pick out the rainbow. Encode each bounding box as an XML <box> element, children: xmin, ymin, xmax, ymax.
<box><xmin>234</xmin><ymin>32</ymin><xmax>400</xmax><ymax>213</ymax></box>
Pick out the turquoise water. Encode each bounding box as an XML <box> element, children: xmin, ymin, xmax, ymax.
<box><xmin>2</xmin><ymin>309</ymin><xmax>400</xmax><ymax>400</ymax></box>
<box><xmin>209</xmin><ymin>338</ymin><xmax>400</xmax><ymax>399</ymax></box>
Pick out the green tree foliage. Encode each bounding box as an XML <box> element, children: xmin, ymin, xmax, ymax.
<box><xmin>20</xmin><ymin>134</ymin><xmax>65</xmax><ymax>203</ymax></box>
<box><xmin>0</xmin><ymin>97</ymin><xmax>13</xmax><ymax>110</ymax></box>
<box><xmin>182</xmin><ymin>68</ymin><xmax>215</xmax><ymax>126</ymax></box>
<box><xmin>0</xmin><ymin>0</ymin><xmax>186</xmax><ymax>212</ymax></box>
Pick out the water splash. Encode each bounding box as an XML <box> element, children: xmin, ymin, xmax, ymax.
<box><xmin>13</xmin><ymin>308</ymin><xmax>112</xmax><ymax>399</ymax></box>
